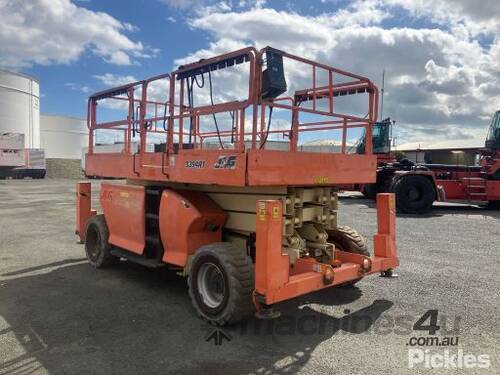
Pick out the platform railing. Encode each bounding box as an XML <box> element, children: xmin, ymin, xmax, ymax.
<box><xmin>86</xmin><ymin>46</ymin><xmax>378</xmax><ymax>160</ymax></box>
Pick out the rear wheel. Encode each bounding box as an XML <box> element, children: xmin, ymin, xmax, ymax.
<box><xmin>393</xmin><ymin>175</ymin><xmax>435</xmax><ymax>214</ymax></box>
<box><xmin>487</xmin><ymin>200</ymin><xmax>500</xmax><ymax>209</ymax></box>
<box><xmin>327</xmin><ymin>226</ymin><xmax>369</xmax><ymax>287</ymax></box>
<box><xmin>188</xmin><ymin>242</ymin><xmax>254</xmax><ymax>325</ymax></box>
<box><xmin>84</xmin><ymin>215</ymin><xmax>119</xmax><ymax>268</ymax></box>
<box><xmin>361</xmin><ymin>183</ymin><xmax>378</xmax><ymax>199</ymax></box>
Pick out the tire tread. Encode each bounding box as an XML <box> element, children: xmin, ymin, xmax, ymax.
<box><xmin>188</xmin><ymin>242</ymin><xmax>254</xmax><ymax>325</ymax></box>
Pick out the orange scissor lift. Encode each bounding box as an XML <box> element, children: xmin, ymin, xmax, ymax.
<box><xmin>76</xmin><ymin>46</ymin><xmax>399</xmax><ymax>325</ymax></box>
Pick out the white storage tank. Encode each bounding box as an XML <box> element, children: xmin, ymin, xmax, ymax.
<box><xmin>40</xmin><ymin>114</ymin><xmax>88</xmax><ymax>159</ymax></box>
<box><xmin>0</xmin><ymin>70</ymin><xmax>40</xmax><ymax>148</ymax></box>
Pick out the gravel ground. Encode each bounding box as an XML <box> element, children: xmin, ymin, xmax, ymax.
<box><xmin>0</xmin><ymin>179</ymin><xmax>499</xmax><ymax>375</ymax></box>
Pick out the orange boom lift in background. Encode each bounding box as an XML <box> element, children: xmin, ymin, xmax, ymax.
<box><xmin>76</xmin><ymin>46</ymin><xmax>399</xmax><ymax>324</ymax></box>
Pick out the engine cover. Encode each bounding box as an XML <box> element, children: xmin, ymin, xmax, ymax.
<box><xmin>159</xmin><ymin>189</ymin><xmax>226</xmax><ymax>267</ymax></box>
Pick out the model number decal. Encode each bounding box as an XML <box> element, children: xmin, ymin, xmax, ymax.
<box><xmin>185</xmin><ymin>160</ymin><xmax>206</xmax><ymax>169</ymax></box>
<box><xmin>314</xmin><ymin>176</ymin><xmax>329</xmax><ymax>184</ymax></box>
<box><xmin>214</xmin><ymin>155</ymin><xmax>236</xmax><ymax>169</ymax></box>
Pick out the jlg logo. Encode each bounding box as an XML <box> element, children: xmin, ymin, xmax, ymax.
<box><xmin>214</xmin><ymin>155</ymin><xmax>236</xmax><ymax>169</ymax></box>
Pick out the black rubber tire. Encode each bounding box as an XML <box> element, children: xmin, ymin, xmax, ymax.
<box><xmin>188</xmin><ymin>242</ymin><xmax>254</xmax><ymax>325</ymax></box>
<box><xmin>327</xmin><ymin>226</ymin><xmax>369</xmax><ymax>287</ymax></box>
<box><xmin>487</xmin><ymin>200</ymin><xmax>500</xmax><ymax>209</ymax></box>
<box><xmin>361</xmin><ymin>183</ymin><xmax>378</xmax><ymax>199</ymax></box>
<box><xmin>84</xmin><ymin>215</ymin><xmax>119</xmax><ymax>268</ymax></box>
<box><xmin>393</xmin><ymin>175</ymin><xmax>435</xmax><ymax>214</ymax></box>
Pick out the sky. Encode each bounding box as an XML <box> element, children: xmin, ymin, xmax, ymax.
<box><xmin>1</xmin><ymin>0</ymin><xmax>499</xmax><ymax>148</ymax></box>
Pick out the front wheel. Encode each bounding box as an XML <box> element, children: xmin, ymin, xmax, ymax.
<box><xmin>188</xmin><ymin>242</ymin><xmax>254</xmax><ymax>325</ymax></box>
<box><xmin>393</xmin><ymin>175</ymin><xmax>436</xmax><ymax>214</ymax></box>
<box><xmin>84</xmin><ymin>215</ymin><xmax>119</xmax><ymax>268</ymax></box>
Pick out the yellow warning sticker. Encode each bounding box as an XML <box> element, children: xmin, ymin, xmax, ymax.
<box><xmin>258</xmin><ymin>207</ymin><xmax>266</xmax><ymax>221</ymax></box>
<box><xmin>272</xmin><ymin>206</ymin><xmax>279</xmax><ymax>219</ymax></box>
<box><xmin>120</xmin><ymin>192</ymin><xmax>129</xmax><ymax>198</ymax></box>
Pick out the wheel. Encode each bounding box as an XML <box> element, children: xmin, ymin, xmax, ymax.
<box><xmin>393</xmin><ymin>175</ymin><xmax>435</xmax><ymax>214</ymax></box>
<box><xmin>487</xmin><ymin>200</ymin><xmax>500</xmax><ymax>209</ymax></box>
<box><xmin>188</xmin><ymin>242</ymin><xmax>254</xmax><ymax>325</ymax></box>
<box><xmin>84</xmin><ymin>215</ymin><xmax>119</xmax><ymax>268</ymax></box>
<box><xmin>327</xmin><ymin>226</ymin><xmax>369</xmax><ymax>287</ymax></box>
<box><xmin>361</xmin><ymin>183</ymin><xmax>378</xmax><ymax>199</ymax></box>
<box><xmin>327</xmin><ymin>225</ymin><xmax>369</xmax><ymax>256</ymax></box>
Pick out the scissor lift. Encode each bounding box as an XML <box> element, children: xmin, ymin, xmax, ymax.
<box><xmin>76</xmin><ymin>46</ymin><xmax>398</xmax><ymax>325</ymax></box>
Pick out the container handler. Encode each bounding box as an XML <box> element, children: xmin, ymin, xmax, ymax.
<box><xmin>76</xmin><ymin>47</ymin><xmax>399</xmax><ymax>325</ymax></box>
<box><xmin>347</xmin><ymin>113</ymin><xmax>500</xmax><ymax>213</ymax></box>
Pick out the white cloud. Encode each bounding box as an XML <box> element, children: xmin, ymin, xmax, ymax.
<box><xmin>161</xmin><ymin>0</ymin><xmax>252</xmax><ymax>11</ymax></box>
<box><xmin>0</xmin><ymin>0</ymin><xmax>154</xmax><ymax>68</ymax></box>
<box><xmin>383</xmin><ymin>0</ymin><xmax>500</xmax><ymax>36</ymax></box>
<box><xmin>172</xmin><ymin>0</ymin><xmax>500</xmax><ymax>146</ymax></box>
<box><xmin>64</xmin><ymin>82</ymin><xmax>91</xmax><ymax>93</ymax></box>
<box><xmin>93</xmin><ymin>73</ymin><xmax>138</xmax><ymax>87</ymax></box>
<box><xmin>160</xmin><ymin>0</ymin><xmax>194</xmax><ymax>8</ymax></box>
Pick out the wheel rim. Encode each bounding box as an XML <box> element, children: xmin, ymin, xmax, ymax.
<box><xmin>197</xmin><ymin>262</ymin><xmax>225</xmax><ymax>309</ymax></box>
<box><xmin>407</xmin><ymin>186</ymin><xmax>422</xmax><ymax>202</ymax></box>
<box><xmin>86</xmin><ymin>225</ymin><xmax>100</xmax><ymax>262</ymax></box>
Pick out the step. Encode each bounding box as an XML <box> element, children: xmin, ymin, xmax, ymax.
<box><xmin>110</xmin><ymin>248</ymin><xmax>165</xmax><ymax>268</ymax></box>
<box><xmin>466</xmin><ymin>185</ymin><xmax>486</xmax><ymax>188</ymax></box>
<box><xmin>467</xmin><ymin>192</ymin><xmax>488</xmax><ymax>196</ymax></box>
<box><xmin>462</xmin><ymin>177</ymin><xmax>486</xmax><ymax>181</ymax></box>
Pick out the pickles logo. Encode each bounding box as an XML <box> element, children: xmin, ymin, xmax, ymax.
<box><xmin>407</xmin><ymin>310</ymin><xmax>490</xmax><ymax>369</ymax></box>
<box><xmin>214</xmin><ymin>155</ymin><xmax>236</xmax><ymax>169</ymax></box>
<box><xmin>408</xmin><ymin>350</ymin><xmax>490</xmax><ymax>369</ymax></box>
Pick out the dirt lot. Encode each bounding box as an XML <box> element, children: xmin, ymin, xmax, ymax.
<box><xmin>1</xmin><ymin>179</ymin><xmax>499</xmax><ymax>374</ymax></box>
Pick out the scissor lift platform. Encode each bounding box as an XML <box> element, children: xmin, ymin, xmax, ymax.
<box><xmin>77</xmin><ymin>46</ymin><xmax>398</xmax><ymax>325</ymax></box>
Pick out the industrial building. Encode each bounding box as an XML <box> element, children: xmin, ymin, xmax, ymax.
<box><xmin>1</xmin><ymin>70</ymin><xmax>87</xmax><ymax>178</ymax></box>
<box><xmin>40</xmin><ymin>114</ymin><xmax>87</xmax><ymax>178</ymax></box>
<box><xmin>396</xmin><ymin>140</ymin><xmax>483</xmax><ymax>166</ymax></box>
<box><xmin>0</xmin><ymin>70</ymin><xmax>40</xmax><ymax>148</ymax></box>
